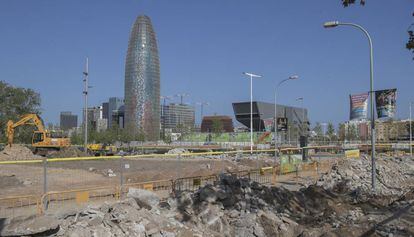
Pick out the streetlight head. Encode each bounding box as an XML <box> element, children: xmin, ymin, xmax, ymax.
<box><xmin>289</xmin><ymin>75</ymin><xmax>299</xmax><ymax>80</ymax></box>
<box><xmin>324</xmin><ymin>21</ymin><xmax>339</xmax><ymax>28</ymax></box>
<box><xmin>243</xmin><ymin>72</ymin><xmax>263</xmax><ymax>78</ymax></box>
<box><xmin>296</xmin><ymin>97</ymin><xmax>303</xmax><ymax>101</ymax></box>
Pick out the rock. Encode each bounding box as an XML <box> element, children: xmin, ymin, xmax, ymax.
<box><xmin>199</xmin><ymin>204</ymin><xmax>223</xmax><ymax>226</ymax></box>
<box><xmin>166</xmin><ymin>148</ymin><xmax>188</xmax><ymax>154</ymax></box>
<box><xmin>0</xmin><ymin>215</ymin><xmax>59</xmax><ymax>236</ymax></box>
<box><xmin>68</xmin><ymin>227</ymin><xmax>91</xmax><ymax>237</ymax></box>
<box><xmin>127</xmin><ymin>188</ymin><xmax>160</xmax><ymax>210</ymax></box>
<box><xmin>199</xmin><ymin>185</ymin><xmax>218</xmax><ymax>203</ymax></box>
<box><xmin>106</xmin><ymin>169</ymin><xmax>116</xmax><ymax>177</ymax></box>
<box><xmin>23</xmin><ymin>179</ymin><xmax>32</xmax><ymax>185</ymax></box>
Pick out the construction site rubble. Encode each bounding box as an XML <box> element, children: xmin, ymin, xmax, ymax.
<box><xmin>1</xmin><ymin>156</ymin><xmax>414</xmax><ymax>236</ymax></box>
<box><xmin>47</xmin><ymin>147</ymin><xmax>88</xmax><ymax>158</ymax></box>
<box><xmin>166</xmin><ymin>148</ymin><xmax>189</xmax><ymax>154</ymax></box>
<box><xmin>0</xmin><ymin>144</ymin><xmax>41</xmax><ymax>161</ymax></box>
<box><xmin>316</xmin><ymin>155</ymin><xmax>414</xmax><ymax>202</ymax></box>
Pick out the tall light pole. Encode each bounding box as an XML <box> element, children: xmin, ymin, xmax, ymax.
<box><xmin>410</xmin><ymin>102</ymin><xmax>413</xmax><ymax>158</ymax></box>
<box><xmin>274</xmin><ymin>75</ymin><xmax>299</xmax><ymax>159</ymax></box>
<box><xmin>296</xmin><ymin>97</ymin><xmax>305</xmax><ymax>136</ymax></box>
<box><xmin>243</xmin><ymin>72</ymin><xmax>263</xmax><ymax>157</ymax></box>
<box><xmin>83</xmin><ymin>57</ymin><xmax>89</xmax><ymax>150</ymax></box>
<box><xmin>324</xmin><ymin>21</ymin><xmax>376</xmax><ymax>191</ymax></box>
<box><xmin>196</xmin><ymin>102</ymin><xmax>210</xmax><ymax>125</ymax></box>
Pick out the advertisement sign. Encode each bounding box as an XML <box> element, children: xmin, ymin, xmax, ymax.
<box><xmin>375</xmin><ymin>89</ymin><xmax>397</xmax><ymax>119</ymax></box>
<box><xmin>263</xmin><ymin>118</ymin><xmax>274</xmax><ymax>132</ymax></box>
<box><xmin>277</xmin><ymin>117</ymin><xmax>288</xmax><ymax>132</ymax></box>
<box><xmin>349</xmin><ymin>93</ymin><xmax>369</xmax><ymax>120</ymax></box>
<box><xmin>345</xmin><ymin>149</ymin><xmax>360</xmax><ymax>158</ymax></box>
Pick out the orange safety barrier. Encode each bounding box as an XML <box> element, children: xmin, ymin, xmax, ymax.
<box><xmin>0</xmin><ymin>195</ymin><xmax>41</xmax><ymax>217</ymax></box>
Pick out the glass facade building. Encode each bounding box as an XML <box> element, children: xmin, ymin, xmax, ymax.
<box><xmin>124</xmin><ymin>15</ymin><xmax>160</xmax><ymax>140</ymax></box>
<box><xmin>162</xmin><ymin>103</ymin><xmax>195</xmax><ymax>133</ymax></box>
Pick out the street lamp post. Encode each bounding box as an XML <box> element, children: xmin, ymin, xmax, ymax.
<box><xmin>296</xmin><ymin>97</ymin><xmax>305</xmax><ymax>136</ymax></box>
<box><xmin>243</xmin><ymin>72</ymin><xmax>263</xmax><ymax>158</ymax></box>
<box><xmin>83</xmin><ymin>57</ymin><xmax>89</xmax><ymax>150</ymax></box>
<box><xmin>196</xmin><ymin>102</ymin><xmax>210</xmax><ymax>126</ymax></box>
<box><xmin>324</xmin><ymin>21</ymin><xmax>376</xmax><ymax>191</ymax></box>
<box><xmin>410</xmin><ymin>102</ymin><xmax>413</xmax><ymax>158</ymax></box>
<box><xmin>274</xmin><ymin>75</ymin><xmax>299</xmax><ymax>160</ymax></box>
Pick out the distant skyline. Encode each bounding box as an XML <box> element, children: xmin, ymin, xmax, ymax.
<box><xmin>1</xmin><ymin>1</ymin><xmax>413</xmax><ymax>127</ymax></box>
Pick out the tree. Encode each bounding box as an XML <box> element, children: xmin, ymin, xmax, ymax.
<box><xmin>407</xmin><ymin>20</ymin><xmax>414</xmax><ymax>59</ymax></box>
<box><xmin>326</xmin><ymin>123</ymin><xmax>336</xmax><ymax>141</ymax></box>
<box><xmin>313</xmin><ymin>122</ymin><xmax>323</xmax><ymax>137</ymax></box>
<box><xmin>342</xmin><ymin>0</ymin><xmax>365</xmax><ymax>7</ymax></box>
<box><xmin>347</xmin><ymin>124</ymin><xmax>359</xmax><ymax>141</ymax></box>
<box><xmin>338</xmin><ymin>123</ymin><xmax>346</xmax><ymax>141</ymax></box>
<box><xmin>0</xmin><ymin>81</ymin><xmax>41</xmax><ymax>143</ymax></box>
<box><xmin>212</xmin><ymin>118</ymin><xmax>223</xmax><ymax>136</ymax></box>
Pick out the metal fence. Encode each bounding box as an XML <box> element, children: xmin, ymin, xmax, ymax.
<box><xmin>7</xmin><ymin>142</ymin><xmax>400</xmax><ymax>220</ymax></box>
<box><xmin>0</xmin><ymin>148</ymin><xmax>340</xmax><ymax>219</ymax></box>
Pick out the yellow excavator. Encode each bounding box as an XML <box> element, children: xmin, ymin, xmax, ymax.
<box><xmin>6</xmin><ymin>114</ymin><xmax>70</xmax><ymax>154</ymax></box>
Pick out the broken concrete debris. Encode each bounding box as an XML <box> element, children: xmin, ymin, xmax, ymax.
<box><xmin>127</xmin><ymin>188</ymin><xmax>160</xmax><ymax>210</ymax></box>
<box><xmin>166</xmin><ymin>148</ymin><xmax>188</xmax><ymax>155</ymax></box>
<box><xmin>1</xmin><ymin>156</ymin><xmax>413</xmax><ymax>236</ymax></box>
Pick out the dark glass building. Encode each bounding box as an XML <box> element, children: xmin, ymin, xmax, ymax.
<box><xmin>60</xmin><ymin>112</ymin><xmax>78</xmax><ymax>131</ymax></box>
<box><xmin>124</xmin><ymin>15</ymin><xmax>160</xmax><ymax>140</ymax></box>
<box><xmin>201</xmin><ymin>115</ymin><xmax>234</xmax><ymax>133</ymax></box>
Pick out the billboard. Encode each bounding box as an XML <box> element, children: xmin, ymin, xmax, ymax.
<box><xmin>277</xmin><ymin>117</ymin><xmax>288</xmax><ymax>132</ymax></box>
<box><xmin>375</xmin><ymin>89</ymin><xmax>397</xmax><ymax>119</ymax></box>
<box><xmin>263</xmin><ymin>118</ymin><xmax>274</xmax><ymax>132</ymax></box>
<box><xmin>349</xmin><ymin>93</ymin><xmax>369</xmax><ymax>120</ymax></box>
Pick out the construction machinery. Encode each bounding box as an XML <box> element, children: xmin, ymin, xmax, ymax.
<box><xmin>6</xmin><ymin>114</ymin><xmax>70</xmax><ymax>154</ymax></box>
<box><xmin>87</xmin><ymin>143</ymin><xmax>117</xmax><ymax>156</ymax></box>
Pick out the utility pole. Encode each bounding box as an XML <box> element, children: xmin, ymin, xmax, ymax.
<box><xmin>410</xmin><ymin>102</ymin><xmax>412</xmax><ymax>158</ymax></box>
<box><xmin>324</xmin><ymin>21</ymin><xmax>376</xmax><ymax>191</ymax></box>
<box><xmin>196</xmin><ymin>102</ymin><xmax>210</xmax><ymax>126</ymax></box>
<box><xmin>243</xmin><ymin>72</ymin><xmax>263</xmax><ymax>161</ymax></box>
<box><xmin>83</xmin><ymin>57</ymin><xmax>89</xmax><ymax>150</ymax></box>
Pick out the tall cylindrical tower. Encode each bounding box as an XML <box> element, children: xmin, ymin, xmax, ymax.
<box><xmin>124</xmin><ymin>15</ymin><xmax>160</xmax><ymax>140</ymax></box>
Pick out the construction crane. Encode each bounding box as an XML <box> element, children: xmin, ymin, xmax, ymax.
<box><xmin>6</xmin><ymin>114</ymin><xmax>70</xmax><ymax>154</ymax></box>
<box><xmin>175</xmin><ymin>93</ymin><xmax>189</xmax><ymax>105</ymax></box>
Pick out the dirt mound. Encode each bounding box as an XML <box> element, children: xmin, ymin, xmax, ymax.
<box><xmin>0</xmin><ymin>144</ymin><xmax>40</xmax><ymax>161</ymax></box>
<box><xmin>47</xmin><ymin>147</ymin><xmax>88</xmax><ymax>158</ymax></box>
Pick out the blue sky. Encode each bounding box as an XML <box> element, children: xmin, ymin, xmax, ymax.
<box><xmin>1</xmin><ymin>0</ymin><xmax>413</xmax><ymax>126</ymax></box>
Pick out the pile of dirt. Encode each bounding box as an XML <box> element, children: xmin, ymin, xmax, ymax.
<box><xmin>0</xmin><ymin>144</ymin><xmax>40</xmax><ymax>161</ymax></box>
<box><xmin>47</xmin><ymin>147</ymin><xmax>88</xmax><ymax>158</ymax></box>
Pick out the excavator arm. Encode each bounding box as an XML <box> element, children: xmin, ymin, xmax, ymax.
<box><xmin>6</xmin><ymin>114</ymin><xmax>45</xmax><ymax>146</ymax></box>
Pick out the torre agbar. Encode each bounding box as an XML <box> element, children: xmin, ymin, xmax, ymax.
<box><xmin>124</xmin><ymin>15</ymin><xmax>160</xmax><ymax>140</ymax></box>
